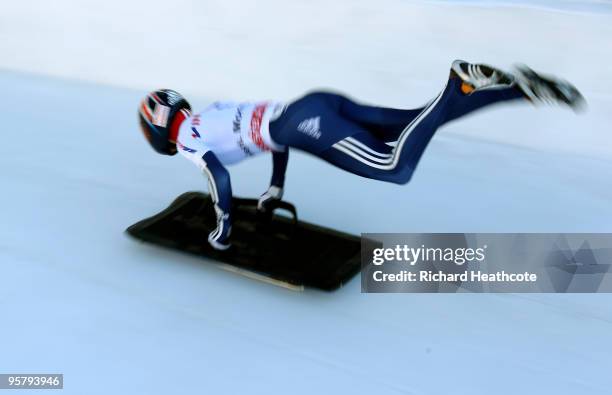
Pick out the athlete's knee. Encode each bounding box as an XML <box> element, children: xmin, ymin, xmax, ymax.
<box><xmin>387</xmin><ymin>166</ymin><xmax>414</xmax><ymax>185</ymax></box>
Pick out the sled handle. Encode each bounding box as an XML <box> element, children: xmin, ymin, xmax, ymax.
<box><xmin>232</xmin><ymin>198</ymin><xmax>298</xmax><ymax>226</ymax></box>
<box><xmin>266</xmin><ymin>200</ymin><xmax>298</xmax><ymax>225</ymax></box>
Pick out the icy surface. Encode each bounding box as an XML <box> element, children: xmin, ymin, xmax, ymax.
<box><xmin>1</xmin><ymin>1</ymin><xmax>612</xmax><ymax>394</ymax></box>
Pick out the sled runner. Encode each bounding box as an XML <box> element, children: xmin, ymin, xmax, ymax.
<box><xmin>126</xmin><ymin>192</ymin><xmax>373</xmax><ymax>291</ymax></box>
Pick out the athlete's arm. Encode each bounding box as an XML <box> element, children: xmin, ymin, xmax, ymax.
<box><xmin>271</xmin><ymin>149</ymin><xmax>289</xmax><ymax>188</ymax></box>
<box><xmin>258</xmin><ymin>149</ymin><xmax>289</xmax><ymax>211</ymax></box>
<box><xmin>200</xmin><ymin>151</ymin><xmax>233</xmax><ymax>250</ymax></box>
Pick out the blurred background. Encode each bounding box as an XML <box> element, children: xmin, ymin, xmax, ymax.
<box><xmin>2</xmin><ymin>0</ymin><xmax>612</xmax><ymax>155</ymax></box>
<box><xmin>1</xmin><ymin>1</ymin><xmax>612</xmax><ymax>394</ymax></box>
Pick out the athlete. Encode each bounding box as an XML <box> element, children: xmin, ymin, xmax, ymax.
<box><xmin>137</xmin><ymin>60</ymin><xmax>584</xmax><ymax>250</ymax></box>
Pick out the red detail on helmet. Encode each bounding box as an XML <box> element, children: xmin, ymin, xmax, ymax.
<box><xmin>169</xmin><ymin>108</ymin><xmax>190</xmax><ymax>142</ymax></box>
<box><xmin>250</xmin><ymin>104</ymin><xmax>269</xmax><ymax>151</ymax></box>
<box><xmin>150</xmin><ymin>92</ymin><xmax>163</xmax><ymax>105</ymax></box>
<box><xmin>140</xmin><ymin>100</ymin><xmax>153</xmax><ymax>122</ymax></box>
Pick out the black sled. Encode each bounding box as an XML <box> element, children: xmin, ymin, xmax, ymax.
<box><xmin>126</xmin><ymin>192</ymin><xmax>372</xmax><ymax>291</ymax></box>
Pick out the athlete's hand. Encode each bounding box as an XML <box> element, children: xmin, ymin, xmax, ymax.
<box><xmin>208</xmin><ymin>206</ymin><xmax>232</xmax><ymax>250</ymax></box>
<box><xmin>257</xmin><ymin>185</ymin><xmax>283</xmax><ymax>212</ymax></box>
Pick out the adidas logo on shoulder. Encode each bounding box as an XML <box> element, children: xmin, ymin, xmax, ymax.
<box><xmin>297</xmin><ymin>116</ymin><xmax>322</xmax><ymax>139</ymax></box>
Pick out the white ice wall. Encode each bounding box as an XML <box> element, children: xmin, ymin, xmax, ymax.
<box><xmin>2</xmin><ymin>0</ymin><xmax>611</xmax><ymax>157</ymax></box>
<box><xmin>2</xmin><ymin>3</ymin><xmax>612</xmax><ymax>394</ymax></box>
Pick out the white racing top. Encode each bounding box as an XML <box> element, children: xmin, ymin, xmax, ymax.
<box><xmin>176</xmin><ymin>101</ymin><xmax>286</xmax><ymax>167</ymax></box>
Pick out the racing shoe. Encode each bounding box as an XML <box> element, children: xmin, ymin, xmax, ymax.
<box><xmin>451</xmin><ymin>59</ymin><xmax>515</xmax><ymax>95</ymax></box>
<box><xmin>514</xmin><ymin>64</ymin><xmax>586</xmax><ymax>111</ymax></box>
<box><xmin>208</xmin><ymin>205</ymin><xmax>232</xmax><ymax>251</ymax></box>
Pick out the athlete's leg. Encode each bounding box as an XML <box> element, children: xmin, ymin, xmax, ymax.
<box><xmin>269</xmin><ymin>92</ymin><xmax>401</xmax><ymax>181</ymax></box>
<box><xmin>318</xmin><ymin>69</ymin><xmax>523</xmax><ymax>184</ymax></box>
<box><xmin>300</xmin><ymin>77</ymin><xmax>525</xmax><ymax>144</ymax></box>
<box><xmin>316</xmin><ymin>82</ymin><xmax>458</xmax><ymax>185</ymax></box>
<box><xmin>317</xmin><ymin>131</ymin><xmax>411</xmax><ymax>182</ymax></box>
<box><xmin>333</xmin><ymin>90</ymin><xmax>524</xmax><ymax>143</ymax></box>
<box><xmin>442</xmin><ymin>84</ymin><xmax>525</xmax><ymax>125</ymax></box>
<box><xmin>331</xmin><ymin>94</ymin><xmax>425</xmax><ymax>142</ymax></box>
<box><xmin>270</xmin><ymin>61</ymin><xmax>531</xmax><ymax>185</ymax></box>
<box><xmin>274</xmin><ymin>92</ymin><xmax>423</xmax><ymax>143</ymax></box>
<box><xmin>270</xmin><ymin>73</ymin><xmax>517</xmax><ymax>184</ymax></box>
<box><xmin>270</xmin><ymin>60</ymin><xmax>581</xmax><ymax>186</ymax></box>
<box><xmin>270</xmin><ymin>92</ymin><xmax>377</xmax><ymax>155</ymax></box>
